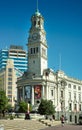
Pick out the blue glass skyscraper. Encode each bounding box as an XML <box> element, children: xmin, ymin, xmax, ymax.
<box><xmin>0</xmin><ymin>45</ymin><xmax>27</xmax><ymax>73</ymax></box>
<box><xmin>0</xmin><ymin>49</ymin><xmax>8</xmax><ymax>69</ymax></box>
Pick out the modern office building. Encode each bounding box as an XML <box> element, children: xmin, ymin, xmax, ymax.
<box><xmin>17</xmin><ymin>7</ymin><xmax>82</xmax><ymax>123</ymax></box>
<box><xmin>0</xmin><ymin>49</ymin><xmax>8</xmax><ymax>69</ymax></box>
<box><xmin>0</xmin><ymin>59</ymin><xmax>23</xmax><ymax>106</ymax></box>
<box><xmin>0</xmin><ymin>45</ymin><xmax>27</xmax><ymax>106</ymax></box>
<box><xmin>0</xmin><ymin>45</ymin><xmax>27</xmax><ymax>73</ymax></box>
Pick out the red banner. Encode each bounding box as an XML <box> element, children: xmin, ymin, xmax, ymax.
<box><xmin>34</xmin><ymin>85</ymin><xmax>41</xmax><ymax>99</ymax></box>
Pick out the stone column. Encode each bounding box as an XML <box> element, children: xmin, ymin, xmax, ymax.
<box><xmin>31</xmin><ymin>86</ymin><xmax>34</xmax><ymax>105</ymax></box>
<box><xmin>46</xmin><ymin>84</ymin><xmax>49</xmax><ymax>100</ymax></box>
<box><xmin>42</xmin><ymin>85</ymin><xmax>45</xmax><ymax>98</ymax></box>
<box><xmin>22</xmin><ymin>86</ymin><xmax>25</xmax><ymax>100</ymax></box>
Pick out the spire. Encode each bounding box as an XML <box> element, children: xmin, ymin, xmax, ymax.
<box><xmin>35</xmin><ymin>0</ymin><xmax>41</xmax><ymax>16</ymax></box>
<box><xmin>36</xmin><ymin>0</ymin><xmax>39</xmax><ymax>12</ymax></box>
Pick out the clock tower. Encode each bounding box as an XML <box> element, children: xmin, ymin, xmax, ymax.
<box><xmin>27</xmin><ymin>9</ymin><xmax>48</xmax><ymax>76</ymax></box>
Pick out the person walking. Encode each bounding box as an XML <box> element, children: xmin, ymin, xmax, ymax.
<box><xmin>60</xmin><ymin>115</ymin><xmax>65</xmax><ymax>126</ymax></box>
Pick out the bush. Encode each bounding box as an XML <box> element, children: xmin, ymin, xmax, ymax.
<box><xmin>9</xmin><ymin>115</ymin><xmax>14</xmax><ymax>120</ymax></box>
<box><xmin>38</xmin><ymin>99</ymin><xmax>55</xmax><ymax>115</ymax></box>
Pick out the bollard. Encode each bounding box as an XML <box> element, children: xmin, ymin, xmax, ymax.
<box><xmin>0</xmin><ymin>125</ymin><xmax>4</xmax><ymax>130</ymax></box>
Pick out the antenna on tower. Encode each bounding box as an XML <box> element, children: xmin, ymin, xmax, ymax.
<box><xmin>59</xmin><ymin>53</ymin><xmax>62</xmax><ymax>70</ymax></box>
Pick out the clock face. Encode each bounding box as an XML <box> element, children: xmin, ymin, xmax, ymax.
<box><xmin>32</xmin><ymin>33</ymin><xmax>38</xmax><ymax>40</ymax></box>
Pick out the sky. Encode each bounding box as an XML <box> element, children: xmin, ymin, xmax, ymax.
<box><xmin>0</xmin><ymin>0</ymin><xmax>82</xmax><ymax>80</ymax></box>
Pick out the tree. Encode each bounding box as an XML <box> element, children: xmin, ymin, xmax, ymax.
<box><xmin>18</xmin><ymin>101</ymin><xmax>27</xmax><ymax>113</ymax></box>
<box><xmin>0</xmin><ymin>89</ymin><xmax>8</xmax><ymax>116</ymax></box>
<box><xmin>38</xmin><ymin>99</ymin><xmax>55</xmax><ymax>115</ymax></box>
<box><xmin>18</xmin><ymin>101</ymin><xmax>32</xmax><ymax>113</ymax></box>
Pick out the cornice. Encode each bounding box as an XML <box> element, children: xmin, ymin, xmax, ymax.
<box><xmin>58</xmin><ymin>76</ymin><xmax>82</xmax><ymax>85</ymax></box>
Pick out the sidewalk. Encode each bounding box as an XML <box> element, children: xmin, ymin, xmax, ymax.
<box><xmin>0</xmin><ymin>119</ymin><xmax>61</xmax><ymax>130</ymax></box>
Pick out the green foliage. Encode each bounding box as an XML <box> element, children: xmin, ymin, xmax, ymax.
<box><xmin>9</xmin><ymin>115</ymin><xmax>14</xmax><ymax>120</ymax></box>
<box><xmin>18</xmin><ymin>101</ymin><xmax>32</xmax><ymax>113</ymax></box>
<box><xmin>38</xmin><ymin>99</ymin><xmax>55</xmax><ymax>115</ymax></box>
<box><xmin>0</xmin><ymin>89</ymin><xmax>8</xmax><ymax>112</ymax></box>
<box><xmin>6</xmin><ymin>104</ymin><xmax>13</xmax><ymax>112</ymax></box>
<box><xmin>18</xmin><ymin>101</ymin><xmax>27</xmax><ymax>113</ymax></box>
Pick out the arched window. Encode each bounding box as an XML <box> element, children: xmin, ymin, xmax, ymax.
<box><xmin>38</xmin><ymin>21</ymin><xmax>40</xmax><ymax>26</ymax></box>
<box><xmin>34</xmin><ymin>21</ymin><xmax>36</xmax><ymax>26</ymax></box>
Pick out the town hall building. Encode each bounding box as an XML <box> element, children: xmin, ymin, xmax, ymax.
<box><xmin>17</xmin><ymin>8</ymin><xmax>82</xmax><ymax>123</ymax></box>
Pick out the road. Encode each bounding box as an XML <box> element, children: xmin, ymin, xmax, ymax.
<box><xmin>41</xmin><ymin>124</ymin><xmax>82</xmax><ymax>130</ymax></box>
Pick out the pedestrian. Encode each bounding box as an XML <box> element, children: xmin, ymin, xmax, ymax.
<box><xmin>25</xmin><ymin>112</ymin><xmax>30</xmax><ymax>120</ymax></box>
<box><xmin>60</xmin><ymin>115</ymin><xmax>65</xmax><ymax>126</ymax></box>
<box><xmin>52</xmin><ymin>115</ymin><xmax>55</xmax><ymax>120</ymax></box>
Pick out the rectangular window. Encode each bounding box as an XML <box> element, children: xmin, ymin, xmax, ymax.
<box><xmin>74</xmin><ymin>93</ymin><xmax>76</xmax><ymax>100</ymax></box>
<box><xmin>51</xmin><ymin>90</ymin><xmax>53</xmax><ymax>96</ymax></box>
<box><xmin>69</xmin><ymin>115</ymin><xmax>72</xmax><ymax>122</ymax></box>
<box><xmin>69</xmin><ymin>103</ymin><xmax>72</xmax><ymax>110</ymax></box>
<box><xmin>78</xmin><ymin>86</ymin><xmax>81</xmax><ymax>90</ymax></box>
<box><xmin>8</xmin><ymin>86</ymin><xmax>12</xmax><ymax>89</ymax></box>
<box><xmin>74</xmin><ymin>104</ymin><xmax>77</xmax><ymax>111</ymax></box>
<box><xmin>79</xmin><ymin>94</ymin><xmax>81</xmax><ymax>102</ymax></box>
<box><xmin>31</xmin><ymin>48</ymin><xmax>32</xmax><ymax>54</ymax></box>
<box><xmin>73</xmin><ymin>85</ymin><xmax>76</xmax><ymax>89</ymax></box>
<box><xmin>61</xmin><ymin>102</ymin><xmax>64</xmax><ymax>111</ymax></box>
<box><xmin>68</xmin><ymin>84</ymin><xmax>71</xmax><ymax>88</ymax></box>
<box><xmin>79</xmin><ymin>104</ymin><xmax>81</xmax><ymax>111</ymax></box>
<box><xmin>61</xmin><ymin>91</ymin><xmax>63</xmax><ymax>98</ymax></box>
<box><xmin>33</xmin><ymin>48</ymin><xmax>35</xmax><ymax>54</ymax></box>
<box><xmin>8</xmin><ymin>95</ymin><xmax>12</xmax><ymax>99</ymax></box>
<box><xmin>8</xmin><ymin>68</ymin><xmax>12</xmax><ymax>72</ymax></box>
<box><xmin>8</xmin><ymin>90</ymin><xmax>12</xmax><ymax>94</ymax></box>
<box><xmin>8</xmin><ymin>82</ymin><xmax>12</xmax><ymax>85</ymax></box>
<box><xmin>8</xmin><ymin>74</ymin><xmax>12</xmax><ymax>76</ymax></box>
<box><xmin>8</xmin><ymin>78</ymin><xmax>12</xmax><ymax>81</ymax></box>
<box><xmin>36</xmin><ymin>47</ymin><xmax>38</xmax><ymax>53</ymax></box>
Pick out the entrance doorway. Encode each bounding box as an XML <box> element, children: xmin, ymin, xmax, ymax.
<box><xmin>75</xmin><ymin>115</ymin><xmax>77</xmax><ymax>123</ymax></box>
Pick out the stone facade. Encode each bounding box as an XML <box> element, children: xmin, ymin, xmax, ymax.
<box><xmin>55</xmin><ymin>70</ymin><xmax>82</xmax><ymax>123</ymax></box>
<box><xmin>17</xmin><ymin>9</ymin><xmax>82</xmax><ymax>123</ymax></box>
